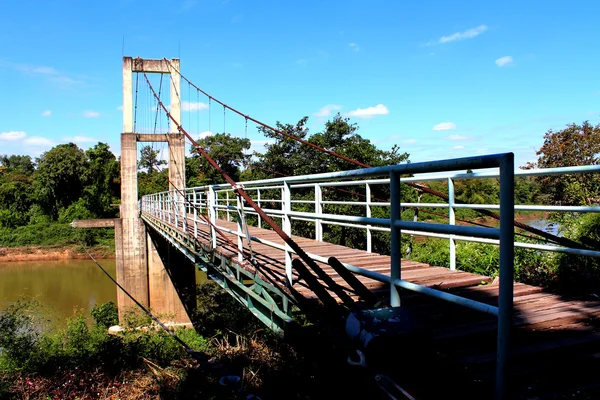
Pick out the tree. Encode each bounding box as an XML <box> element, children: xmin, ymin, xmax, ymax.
<box><xmin>188</xmin><ymin>133</ymin><xmax>251</xmax><ymax>184</ymax></box>
<box><xmin>34</xmin><ymin>143</ymin><xmax>88</xmax><ymax>220</ymax></box>
<box><xmin>139</xmin><ymin>146</ymin><xmax>166</xmax><ymax>174</ymax></box>
<box><xmin>83</xmin><ymin>143</ymin><xmax>120</xmax><ymax>217</ymax></box>
<box><xmin>246</xmin><ymin>114</ymin><xmax>411</xmax><ymax>250</ymax></box>
<box><xmin>534</xmin><ymin>121</ymin><xmax>600</xmax><ymax>205</ymax></box>
<box><xmin>0</xmin><ymin>155</ymin><xmax>35</xmax><ymax>175</ymax></box>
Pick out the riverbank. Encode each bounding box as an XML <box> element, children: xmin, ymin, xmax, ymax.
<box><xmin>0</xmin><ymin>245</ymin><xmax>115</xmax><ymax>262</ymax></box>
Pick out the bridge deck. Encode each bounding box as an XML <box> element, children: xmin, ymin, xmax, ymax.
<box><xmin>154</xmin><ymin>215</ymin><xmax>600</xmax><ymax>398</ymax></box>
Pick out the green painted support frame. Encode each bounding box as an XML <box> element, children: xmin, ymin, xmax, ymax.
<box><xmin>141</xmin><ymin>213</ymin><xmax>294</xmax><ymax>336</ymax></box>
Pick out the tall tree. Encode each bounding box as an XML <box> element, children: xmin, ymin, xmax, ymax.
<box><xmin>0</xmin><ymin>155</ymin><xmax>35</xmax><ymax>175</ymax></box>
<box><xmin>188</xmin><ymin>133</ymin><xmax>251</xmax><ymax>184</ymax></box>
<box><xmin>34</xmin><ymin>143</ymin><xmax>88</xmax><ymax>220</ymax></box>
<box><xmin>83</xmin><ymin>143</ymin><xmax>120</xmax><ymax>217</ymax></box>
<box><xmin>139</xmin><ymin>146</ymin><xmax>166</xmax><ymax>174</ymax></box>
<box><xmin>534</xmin><ymin>121</ymin><xmax>600</xmax><ymax>205</ymax></box>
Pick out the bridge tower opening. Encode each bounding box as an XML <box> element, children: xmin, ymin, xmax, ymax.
<box><xmin>117</xmin><ymin>56</ymin><xmax>192</xmax><ymax>325</ymax></box>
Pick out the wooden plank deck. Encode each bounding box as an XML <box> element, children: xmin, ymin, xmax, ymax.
<box><xmin>162</xmin><ymin>215</ymin><xmax>600</xmax><ymax>398</ymax></box>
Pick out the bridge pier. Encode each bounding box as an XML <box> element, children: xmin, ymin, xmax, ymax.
<box><xmin>115</xmin><ymin>56</ymin><xmax>193</xmax><ymax>325</ymax></box>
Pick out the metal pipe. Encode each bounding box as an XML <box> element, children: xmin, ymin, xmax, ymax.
<box><xmin>496</xmin><ymin>153</ymin><xmax>515</xmax><ymax>400</ymax></box>
<box><xmin>448</xmin><ymin>177</ymin><xmax>456</xmax><ymax>271</ymax></box>
<box><xmin>390</xmin><ymin>171</ymin><xmax>402</xmax><ymax>307</ymax></box>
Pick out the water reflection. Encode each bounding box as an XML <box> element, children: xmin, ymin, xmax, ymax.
<box><xmin>0</xmin><ymin>259</ymin><xmax>117</xmax><ymax>325</ymax></box>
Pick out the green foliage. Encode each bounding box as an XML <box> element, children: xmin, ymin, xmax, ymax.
<box><xmin>139</xmin><ymin>145</ymin><xmax>166</xmax><ymax>174</ymax></box>
<box><xmin>0</xmin><ymin>300</ymin><xmax>45</xmax><ymax>371</ymax></box>
<box><xmin>91</xmin><ymin>301</ymin><xmax>119</xmax><ymax>328</ymax></box>
<box><xmin>187</xmin><ymin>133</ymin><xmax>251</xmax><ymax>185</ymax></box>
<box><xmin>0</xmin><ymin>142</ymin><xmax>120</xmax><ymax>233</ymax></box>
<box><xmin>409</xmin><ymin>237</ymin><xmax>500</xmax><ymax>277</ymax></box>
<box><xmin>34</xmin><ymin>143</ymin><xmax>89</xmax><ymax>220</ymax></box>
<box><xmin>533</xmin><ymin>121</ymin><xmax>600</xmax><ymax>205</ymax></box>
<box><xmin>0</xmin><ymin>154</ymin><xmax>35</xmax><ymax>175</ymax></box>
<box><xmin>138</xmin><ymin>169</ymin><xmax>169</xmax><ymax>198</ymax></box>
<box><xmin>0</xmin><ymin>300</ymin><xmax>208</xmax><ymax>375</ymax></box>
<box><xmin>0</xmin><ymin>222</ymin><xmax>113</xmax><ymax>248</ymax></box>
<box><xmin>193</xmin><ymin>281</ymin><xmax>261</xmax><ymax>337</ymax></box>
<box><xmin>553</xmin><ymin>213</ymin><xmax>600</xmax><ymax>294</ymax></box>
<box><xmin>83</xmin><ymin>143</ymin><xmax>120</xmax><ymax>218</ymax></box>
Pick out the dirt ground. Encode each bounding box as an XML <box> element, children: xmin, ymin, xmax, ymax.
<box><xmin>0</xmin><ymin>246</ymin><xmax>114</xmax><ymax>262</ymax></box>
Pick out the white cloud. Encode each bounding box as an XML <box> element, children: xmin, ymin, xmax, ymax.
<box><xmin>453</xmin><ymin>145</ymin><xmax>465</xmax><ymax>149</ymax></box>
<box><xmin>314</xmin><ymin>104</ymin><xmax>342</xmax><ymax>117</ymax></box>
<box><xmin>83</xmin><ymin>110</ymin><xmax>100</xmax><ymax>118</ymax></box>
<box><xmin>181</xmin><ymin>101</ymin><xmax>208</xmax><ymax>112</ymax></box>
<box><xmin>0</xmin><ymin>131</ymin><xmax>27</xmax><ymax>141</ymax></box>
<box><xmin>495</xmin><ymin>56</ymin><xmax>514</xmax><ymax>67</ymax></box>
<box><xmin>346</xmin><ymin>104</ymin><xmax>389</xmax><ymax>119</ymax></box>
<box><xmin>403</xmin><ymin>139</ymin><xmax>417</xmax><ymax>144</ymax></box>
<box><xmin>348</xmin><ymin>42</ymin><xmax>360</xmax><ymax>52</ymax></box>
<box><xmin>448</xmin><ymin>134</ymin><xmax>469</xmax><ymax>140</ymax></box>
<box><xmin>2</xmin><ymin>61</ymin><xmax>85</xmax><ymax>88</ymax></box>
<box><xmin>432</xmin><ymin>122</ymin><xmax>456</xmax><ymax>131</ymax></box>
<box><xmin>198</xmin><ymin>130</ymin><xmax>212</xmax><ymax>139</ymax></box>
<box><xmin>437</xmin><ymin>25</ymin><xmax>488</xmax><ymax>44</ymax></box>
<box><xmin>117</xmin><ymin>105</ymin><xmax>123</xmax><ymax>111</ymax></box>
<box><xmin>64</xmin><ymin>135</ymin><xmax>98</xmax><ymax>144</ymax></box>
<box><xmin>249</xmin><ymin>139</ymin><xmax>275</xmax><ymax>155</ymax></box>
<box><xmin>24</xmin><ymin>136</ymin><xmax>55</xmax><ymax>146</ymax></box>
<box><xmin>41</xmin><ymin>110</ymin><xmax>51</xmax><ymax>117</ymax></box>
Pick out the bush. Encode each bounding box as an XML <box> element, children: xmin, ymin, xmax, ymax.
<box><xmin>0</xmin><ymin>300</ymin><xmax>208</xmax><ymax>375</ymax></box>
<box><xmin>91</xmin><ymin>301</ymin><xmax>119</xmax><ymax>327</ymax></box>
<box><xmin>554</xmin><ymin>213</ymin><xmax>600</xmax><ymax>295</ymax></box>
<box><xmin>194</xmin><ymin>281</ymin><xmax>261</xmax><ymax>337</ymax></box>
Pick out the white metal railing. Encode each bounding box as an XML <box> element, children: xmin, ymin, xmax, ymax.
<box><xmin>141</xmin><ymin>154</ymin><xmax>600</xmax><ymax>399</ymax></box>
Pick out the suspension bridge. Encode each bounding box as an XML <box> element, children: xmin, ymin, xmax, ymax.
<box><xmin>74</xmin><ymin>57</ymin><xmax>600</xmax><ymax>400</ymax></box>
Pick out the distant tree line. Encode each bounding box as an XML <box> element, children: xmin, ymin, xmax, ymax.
<box><xmin>1</xmin><ymin>118</ymin><xmax>598</xmax><ymax>293</ymax></box>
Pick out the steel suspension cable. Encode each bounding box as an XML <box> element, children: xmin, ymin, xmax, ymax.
<box><xmin>164</xmin><ymin>59</ymin><xmax>586</xmax><ymax>249</ymax></box>
<box><xmin>143</xmin><ymin>71</ymin><xmax>357</xmax><ymax>297</ymax></box>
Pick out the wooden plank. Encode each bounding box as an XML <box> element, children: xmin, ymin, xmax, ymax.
<box><xmin>71</xmin><ymin>218</ymin><xmax>118</xmax><ymax>228</ymax></box>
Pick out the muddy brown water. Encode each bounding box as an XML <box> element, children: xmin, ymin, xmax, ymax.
<box><xmin>0</xmin><ymin>259</ymin><xmax>117</xmax><ymax>326</ymax></box>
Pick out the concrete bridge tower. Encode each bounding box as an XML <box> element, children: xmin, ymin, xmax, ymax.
<box><xmin>116</xmin><ymin>56</ymin><xmax>193</xmax><ymax>325</ymax></box>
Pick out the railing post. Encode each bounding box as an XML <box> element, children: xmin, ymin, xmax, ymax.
<box><xmin>315</xmin><ymin>184</ymin><xmax>323</xmax><ymax>242</ymax></box>
<box><xmin>158</xmin><ymin>193</ymin><xmax>162</xmax><ymax>220</ymax></box>
<box><xmin>182</xmin><ymin>191</ymin><xmax>187</xmax><ymax>233</ymax></box>
<box><xmin>208</xmin><ymin>186</ymin><xmax>217</xmax><ymax>250</ymax></box>
<box><xmin>173</xmin><ymin>190</ymin><xmax>179</xmax><ymax>228</ymax></box>
<box><xmin>366</xmin><ymin>183</ymin><xmax>372</xmax><ymax>253</ymax></box>
<box><xmin>448</xmin><ymin>177</ymin><xmax>456</xmax><ymax>271</ymax></box>
<box><xmin>283</xmin><ymin>181</ymin><xmax>293</xmax><ymax>285</ymax></box>
<box><xmin>193</xmin><ymin>189</ymin><xmax>198</xmax><ymax>239</ymax></box>
<box><xmin>257</xmin><ymin>189</ymin><xmax>262</xmax><ymax>229</ymax></box>
<box><xmin>390</xmin><ymin>171</ymin><xmax>402</xmax><ymax>307</ymax></box>
<box><xmin>226</xmin><ymin>191</ymin><xmax>231</xmax><ymax>222</ymax></box>
<box><xmin>236</xmin><ymin>194</ymin><xmax>244</xmax><ymax>264</ymax></box>
<box><xmin>496</xmin><ymin>153</ymin><xmax>515</xmax><ymax>400</ymax></box>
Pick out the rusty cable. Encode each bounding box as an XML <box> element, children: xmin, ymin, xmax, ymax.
<box><xmin>144</xmin><ymin>71</ymin><xmax>358</xmax><ymax>297</ymax></box>
<box><xmin>164</xmin><ymin>59</ymin><xmax>583</xmax><ymax>249</ymax></box>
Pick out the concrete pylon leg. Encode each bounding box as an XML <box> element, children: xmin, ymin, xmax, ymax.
<box><xmin>117</xmin><ymin>134</ymin><xmax>149</xmax><ymax>322</ymax></box>
<box><xmin>147</xmin><ymin>231</ymin><xmax>193</xmax><ymax>325</ymax></box>
<box><xmin>119</xmin><ymin>56</ymin><xmax>194</xmax><ymax>326</ymax></box>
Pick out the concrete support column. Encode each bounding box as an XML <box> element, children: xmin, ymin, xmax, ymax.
<box><xmin>118</xmin><ymin>133</ymin><xmax>149</xmax><ymax>320</ymax></box>
<box><xmin>147</xmin><ymin>232</ymin><xmax>192</xmax><ymax>325</ymax></box>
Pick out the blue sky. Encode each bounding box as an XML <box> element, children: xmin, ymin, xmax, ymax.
<box><xmin>1</xmin><ymin>0</ymin><xmax>598</xmax><ymax>168</ymax></box>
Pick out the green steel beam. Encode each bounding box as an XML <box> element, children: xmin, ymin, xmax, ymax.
<box><xmin>141</xmin><ymin>213</ymin><xmax>294</xmax><ymax>336</ymax></box>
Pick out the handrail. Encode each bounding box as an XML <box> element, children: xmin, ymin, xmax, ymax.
<box><xmin>141</xmin><ymin>158</ymin><xmax>600</xmax><ymax>400</ymax></box>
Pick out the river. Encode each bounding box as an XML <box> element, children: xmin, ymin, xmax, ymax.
<box><xmin>0</xmin><ymin>259</ymin><xmax>117</xmax><ymax>326</ymax></box>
